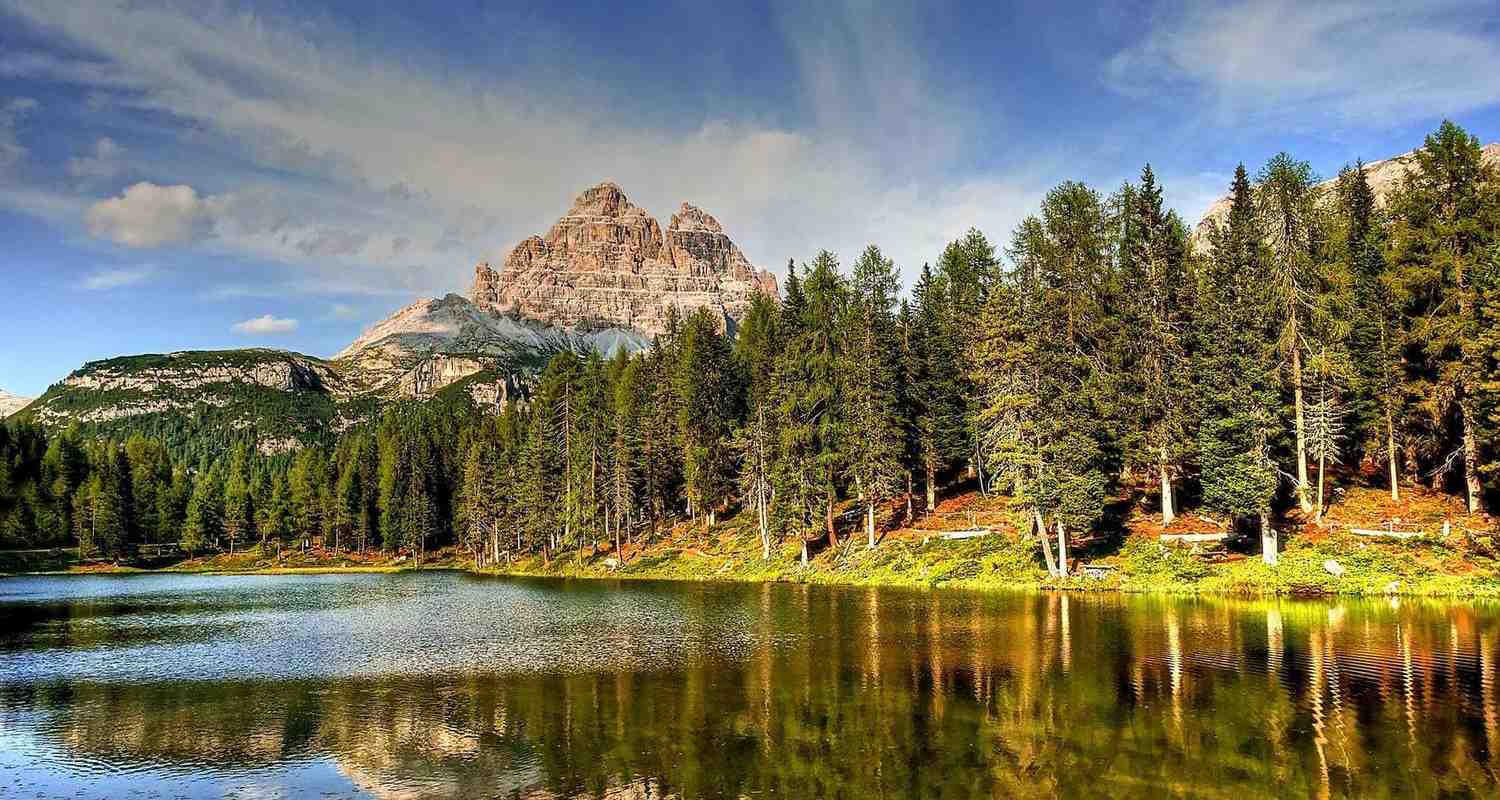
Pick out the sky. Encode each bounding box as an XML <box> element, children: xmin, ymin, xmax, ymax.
<box><xmin>2</xmin><ymin>0</ymin><xmax>1499</xmax><ymax>397</ymax></box>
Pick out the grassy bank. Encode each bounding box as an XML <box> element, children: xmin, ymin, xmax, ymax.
<box><xmin>480</xmin><ymin>486</ymin><xmax>1500</xmax><ymax>599</ymax></box>
<box><xmin>7</xmin><ymin>486</ymin><xmax>1498</xmax><ymax>598</ymax></box>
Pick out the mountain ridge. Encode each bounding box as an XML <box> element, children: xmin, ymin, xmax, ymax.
<box><xmin>19</xmin><ymin>181</ymin><xmax>778</xmax><ymax>451</ymax></box>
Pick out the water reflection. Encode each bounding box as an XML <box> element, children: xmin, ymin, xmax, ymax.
<box><xmin>1</xmin><ymin>574</ymin><xmax>1498</xmax><ymax>798</ymax></box>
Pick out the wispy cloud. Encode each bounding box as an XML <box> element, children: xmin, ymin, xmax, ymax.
<box><xmin>232</xmin><ymin>314</ymin><xmax>299</xmax><ymax>335</ymax></box>
<box><xmin>0</xmin><ymin>96</ymin><xmax>37</xmax><ymax>172</ymax></box>
<box><xmin>1107</xmin><ymin>0</ymin><xmax>1500</xmax><ymax>126</ymax></box>
<box><xmin>66</xmin><ymin>136</ymin><xmax>125</xmax><ymax>179</ymax></box>
<box><xmin>77</xmin><ymin>264</ymin><xmax>158</xmax><ymax>291</ymax></box>
<box><xmin>0</xmin><ymin>0</ymin><xmax>1038</xmax><ymax>292</ymax></box>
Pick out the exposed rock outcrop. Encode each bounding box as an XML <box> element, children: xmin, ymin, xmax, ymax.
<box><xmin>1192</xmin><ymin>142</ymin><xmax>1500</xmax><ymax>251</ymax></box>
<box><xmin>469</xmin><ymin>182</ymin><xmax>777</xmax><ymax>338</ymax></box>
<box><xmin>335</xmin><ymin>293</ymin><xmax>650</xmax><ymax>395</ymax></box>
<box><xmin>0</xmin><ymin>389</ymin><xmax>31</xmax><ymax>418</ymax></box>
<box><xmin>29</xmin><ymin>181</ymin><xmax>778</xmax><ymax>448</ymax></box>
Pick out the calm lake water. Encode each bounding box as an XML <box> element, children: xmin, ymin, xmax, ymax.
<box><xmin>0</xmin><ymin>573</ymin><xmax>1498</xmax><ymax>799</ymax></box>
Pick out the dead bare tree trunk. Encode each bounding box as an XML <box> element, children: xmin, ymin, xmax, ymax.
<box><xmin>866</xmin><ymin>502</ymin><xmax>876</xmax><ymax>549</ymax></box>
<box><xmin>1316</xmin><ymin>451</ymin><xmax>1326</xmax><ymax>524</ymax></box>
<box><xmin>1462</xmin><ymin>399</ymin><xmax>1482</xmax><ymax>513</ymax></box>
<box><xmin>1055</xmin><ymin>520</ymin><xmax>1068</xmax><ymax>577</ymax></box>
<box><xmin>1292</xmin><ymin>344</ymin><xmax>1311</xmax><ymax>513</ymax></box>
<box><xmin>1261</xmin><ymin>513</ymin><xmax>1278</xmax><ymax>566</ymax></box>
<box><xmin>1159</xmin><ymin>444</ymin><xmax>1175</xmax><ymax>528</ymax></box>
<box><xmin>1035</xmin><ymin>509</ymin><xmax>1057</xmax><ymax>578</ymax></box>
<box><xmin>1386</xmin><ymin>406</ymin><xmax>1400</xmax><ymax>503</ymax></box>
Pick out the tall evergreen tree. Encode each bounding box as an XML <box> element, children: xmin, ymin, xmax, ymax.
<box><xmin>907</xmin><ymin>264</ymin><xmax>965</xmax><ymax>512</ymax></box>
<box><xmin>1196</xmin><ymin>165</ymin><xmax>1281</xmax><ymax>563</ymax></box>
<box><xmin>844</xmin><ymin>245</ymin><xmax>906</xmax><ymax>547</ymax></box>
<box><xmin>1257</xmin><ymin>153</ymin><xmax>1324</xmax><ymax>513</ymax></box>
<box><xmin>1118</xmin><ymin>165</ymin><xmax>1194</xmax><ymax>526</ymax></box>
<box><xmin>1389</xmin><ymin>120</ymin><xmax>1499</xmax><ymax>512</ymax></box>
<box><xmin>733</xmin><ymin>293</ymin><xmax>781</xmax><ymax>558</ymax></box>
<box><xmin>1339</xmin><ymin>160</ymin><xmax>1404</xmax><ymax>500</ymax></box>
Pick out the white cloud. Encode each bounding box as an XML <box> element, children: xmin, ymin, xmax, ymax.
<box><xmin>1107</xmin><ymin>0</ymin><xmax>1500</xmax><ymax>125</ymax></box>
<box><xmin>85</xmin><ymin>182</ymin><xmax>209</xmax><ymax>247</ymax></box>
<box><xmin>232</xmin><ymin>315</ymin><xmax>299</xmax><ymax>335</ymax></box>
<box><xmin>67</xmin><ymin>136</ymin><xmax>125</xmax><ymax>179</ymax></box>
<box><xmin>77</xmin><ymin>265</ymin><xmax>157</xmax><ymax>291</ymax></box>
<box><xmin>0</xmin><ymin>0</ymin><xmax>1042</xmax><ymax>293</ymax></box>
<box><xmin>329</xmin><ymin>303</ymin><xmax>358</xmax><ymax>319</ymax></box>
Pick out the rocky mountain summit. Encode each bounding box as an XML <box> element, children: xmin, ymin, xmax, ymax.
<box><xmin>469</xmin><ymin>182</ymin><xmax>777</xmax><ymax>338</ymax></box>
<box><xmin>1192</xmin><ymin>142</ymin><xmax>1500</xmax><ymax>249</ymax></box>
<box><xmin>22</xmin><ymin>181</ymin><xmax>778</xmax><ymax>450</ymax></box>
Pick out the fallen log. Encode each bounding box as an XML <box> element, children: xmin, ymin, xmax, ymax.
<box><xmin>1350</xmin><ymin>528</ymin><xmax>1423</xmax><ymax>540</ymax></box>
<box><xmin>1161</xmin><ymin>532</ymin><xmax>1229</xmax><ymax>544</ymax></box>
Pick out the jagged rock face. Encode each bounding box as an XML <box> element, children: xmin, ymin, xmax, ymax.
<box><xmin>470</xmin><ymin>182</ymin><xmax>778</xmax><ymax>337</ymax></box>
<box><xmin>0</xmin><ymin>389</ymin><xmax>32</xmax><ymax>418</ymax></box>
<box><xmin>1192</xmin><ymin>142</ymin><xmax>1500</xmax><ymax>251</ymax></box>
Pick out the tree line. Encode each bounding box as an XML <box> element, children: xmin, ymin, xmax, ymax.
<box><xmin>2</xmin><ymin>120</ymin><xmax>1498</xmax><ymax>570</ymax></box>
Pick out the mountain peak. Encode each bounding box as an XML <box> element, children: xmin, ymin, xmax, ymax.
<box><xmin>469</xmin><ymin>181</ymin><xmax>776</xmax><ymax>338</ymax></box>
<box><xmin>567</xmin><ymin>181</ymin><xmax>634</xmax><ymax>217</ymax></box>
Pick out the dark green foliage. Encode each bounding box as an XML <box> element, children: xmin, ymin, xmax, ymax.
<box><xmin>4</xmin><ymin>119</ymin><xmax>1499</xmax><ymax>569</ymax></box>
<box><xmin>1195</xmin><ymin>165</ymin><xmax>1279</xmax><ymax>520</ymax></box>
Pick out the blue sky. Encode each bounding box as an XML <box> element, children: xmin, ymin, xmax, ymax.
<box><xmin>2</xmin><ymin>0</ymin><xmax>1499</xmax><ymax>397</ymax></box>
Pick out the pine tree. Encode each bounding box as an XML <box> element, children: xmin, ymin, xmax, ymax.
<box><xmin>458</xmin><ymin>420</ymin><xmax>502</xmax><ymax>566</ymax></box>
<box><xmin>608</xmin><ymin>352</ymin><xmax>645</xmax><ymax>557</ymax></box>
<box><xmin>1339</xmin><ymin>160</ymin><xmax>1404</xmax><ymax>501</ymax></box>
<box><xmin>936</xmin><ymin>230</ymin><xmax>999</xmax><ymax>480</ymax></box>
<box><xmin>907</xmin><ymin>264</ymin><xmax>966</xmax><ymax>512</ymax></box>
<box><xmin>182</xmin><ymin>463</ymin><xmax>223</xmax><ymax>557</ymax></box>
<box><xmin>1118</xmin><ymin>165</ymin><xmax>1194</xmax><ymax>526</ymax></box>
<box><xmin>675</xmin><ymin>309</ymin><xmax>740</xmax><ymax>526</ymax></box>
<box><xmin>1389</xmin><ymin>120</ymin><xmax>1498</xmax><ymax>512</ymax></box>
<box><xmin>1196</xmin><ymin>165</ymin><xmax>1281</xmax><ymax>563</ymax></box>
<box><xmin>223</xmin><ymin>443</ymin><xmax>256</xmax><ymax>554</ymax></box>
<box><xmin>263</xmin><ymin>472</ymin><xmax>294</xmax><ymax>554</ymax></box>
<box><xmin>1257</xmin><ymin>153</ymin><xmax>1323</xmax><ymax>514</ymax></box>
<box><xmin>775</xmin><ymin>252</ymin><xmax>848</xmax><ymax>554</ymax></box>
<box><xmin>733</xmin><ymin>293</ymin><xmax>781</xmax><ymax>559</ymax></box>
<box><xmin>844</xmin><ymin>245</ymin><xmax>906</xmax><ymax>547</ymax></box>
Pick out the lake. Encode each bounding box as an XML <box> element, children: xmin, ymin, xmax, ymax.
<box><xmin>0</xmin><ymin>572</ymin><xmax>1496</xmax><ymax>799</ymax></box>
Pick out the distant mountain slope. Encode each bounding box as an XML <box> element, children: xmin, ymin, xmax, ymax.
<box><xmin>1192</xmin><ymin>142</ymin><xmax>1500</xmax><ymax>249</ymax></box>
<box><xmin>0</xmin><ymin>389</ymin><xmax>32</xmax><ymax>419</ymax></box>
<box><xmin>18</xmin><ymin>349</ymin><xmax>357</xmax><ymax>455</ymax></box>
<box><xmin>25</xmin><ymin>181</ymin><xmax>775</xmax><ymax>452</ymax></box>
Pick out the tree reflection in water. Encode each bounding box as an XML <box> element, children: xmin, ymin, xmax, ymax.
<box><xmin>2</xmin><ymin>578</ymin><xmax>1498</xmax><ymax>799</ymax></box>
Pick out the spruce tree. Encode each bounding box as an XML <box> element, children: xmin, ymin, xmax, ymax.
<box><xmin>1118</xmin><ymin>165</ymin><xmax>1194</xmax><ymax>526</ymax></box>
<box><xmin>908</xmin><ymin>264</ymin><xmax>965</xmax><ymax>512</ymax></box>
<box><xmin>1339</xmin><ymin>160</ymin><xmax>1404</xmax><ymax>500</ymax></box>
<box><xmin>1389</xmin><ymin>120</ymin><xmax>1498</xmax><ymax>512</ymax></box>
<box><xmin>844</xmin><ymin>245</ymin><xmax>906</xmax><ymax>547</ymax></box>
<box><xmin>1196</xmin><ymin>165</ymin><xmax>1281</xmax><ymax>563</ymax></box>
<box><xmin>733</xmin><ymin>293</ymin><xmax>781</xmax><ymax>558</ymax></box>
<box><xmin>1257</xmin><ymin>153</ymin><xmax>1323</xmax><ymax>513</ymax></box>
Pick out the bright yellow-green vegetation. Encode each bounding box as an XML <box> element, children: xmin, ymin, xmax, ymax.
<box><xmin>481</xmin><ymin>487</ymin><xmax>1500</xmax><ymax>599</ymax></box>
<box><xmin>13</xmin><ymin>486</ymin><xmax>1498</xmax><ymax>598</ymax></box>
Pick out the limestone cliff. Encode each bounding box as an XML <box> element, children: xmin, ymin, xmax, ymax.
<box><xmin>468</xmin><ymin>182</ymin><xmax>777</xmax><ymax>338</ymax></box>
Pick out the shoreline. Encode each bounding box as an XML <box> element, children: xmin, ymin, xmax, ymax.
<box><xmin>8</xmin><ymin>530</ymin><xmax>1498</xmax><ymax>600</ymax></box>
